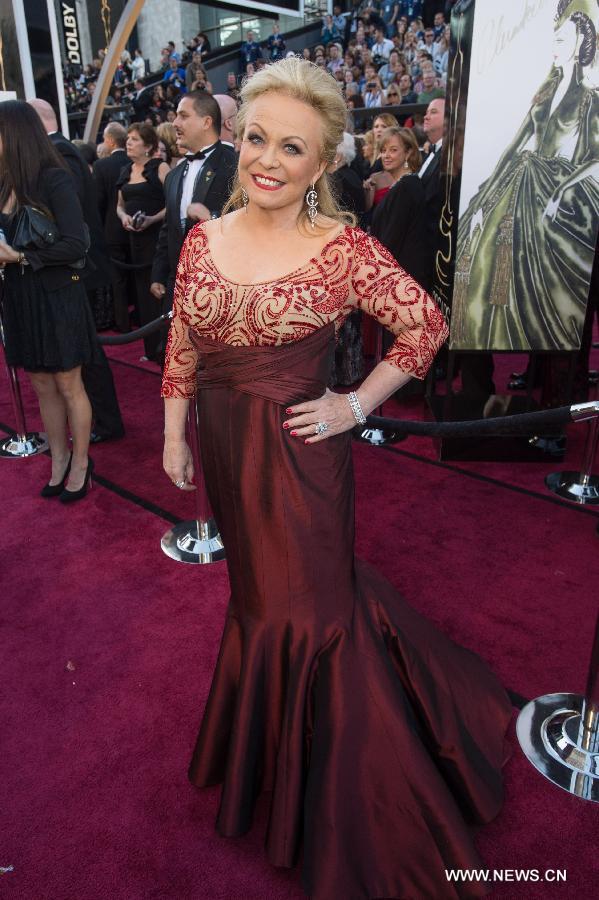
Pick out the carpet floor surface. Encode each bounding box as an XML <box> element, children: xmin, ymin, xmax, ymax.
<box><xmin>1</xmin><ymin>342</ymin><xmax>598</xmax><ymax>900</ymax></box>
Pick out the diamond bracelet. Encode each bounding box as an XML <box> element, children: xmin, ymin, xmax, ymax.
<box><xmin>347</xmin><ymin>391</ymin><xmax>367</xmax><ymax>425</ymax></box>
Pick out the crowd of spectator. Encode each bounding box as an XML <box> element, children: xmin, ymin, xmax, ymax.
<box><xmin>63</xmin><ymin>28</ymin><xmax>216</xmax><ymax>124</ymax></box>
<box><xmin>64</xmin><ymin>2</ymin><xmax>453</xmax><ymax>127</ymax></box>
<box><xmin>58</xmin><ymin>1</ymin><xmax>455</xmax><ymax>384</ymax></box>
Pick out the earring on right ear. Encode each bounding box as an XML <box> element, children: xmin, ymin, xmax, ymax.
<box><xmin>241</xmin><ymin>187</ymin><xmax>249</xmax><ymax>210</ymax></box>
<box><xmin>306</xmin><ymin>183</ymin><xmax>318</xmax><ymax>228</ymax></box>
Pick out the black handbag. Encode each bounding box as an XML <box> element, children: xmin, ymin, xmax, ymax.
<box><xmin>12</xmin><ymin>206</ymin><xmax>57</xmax><ymax>251</ymax></box>
<box><xmin>12</xmin><ymin>205</ymin><xmax>90</xmax><ymax>269</ymax></box>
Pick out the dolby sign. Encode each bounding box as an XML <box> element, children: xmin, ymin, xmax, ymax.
<box><xmin>61</xmin><ymin>1</ymin><xmax>82</xmax><ymax>65</ymax></box>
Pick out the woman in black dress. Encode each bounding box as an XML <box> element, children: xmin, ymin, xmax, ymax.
<box><xmin>370</xmin><ymin>126</ymin><xmax>430</xmax><ymax>288</ymax></box>
<box><xmin>116</xmin><ymin>123</ymin><xmax>169</xmax><ymax>360</ymax></box>
<box><xmin>0</xmin><ymin>101</ymin><xmax>96</xmax><ymax>501</ymax></box>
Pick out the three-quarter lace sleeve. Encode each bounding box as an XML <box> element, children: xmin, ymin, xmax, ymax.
<box><xmin>161</xmin><ymin>232</ymin><xmax>199</xmax><ymax>399</ymax></box>
<box><xmin>349</xmin><ymin>232</ymin><xmax>448</xmax><ymax>379</ymax></box>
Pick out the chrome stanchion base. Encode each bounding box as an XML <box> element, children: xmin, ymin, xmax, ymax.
<box><xmin>545</xmin><ymin>471</ymin><xmax>599</xmax><ymax>504</ymax></box>
<box><xmin>353</xmin><ymin>425</ymin><xmax>406</xmax><ymax>446</ymax></box>
<box><xmin>517</xmin><ymin>692</ymin><xmax>599</xmax><ymax>803</ymax></box>
<box><xmin>0</xmin><ymin>431</ymin><xmax>48</xmax><ymax>458</ymax></box>
<box><xmin>161</xmin><ymin>517</ymin><xmax>225</xmax><ymax>565</ymax></box>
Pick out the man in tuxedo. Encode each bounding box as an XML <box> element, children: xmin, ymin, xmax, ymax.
<box><xmin>92</xmin><ymin>123</ymin><xmax>130</xmax><ymax>333</ymax></box>
<box><xmin>418</xmin><ymin>98</ymin><xmax>444</xmax><ymax>277</ymax></box>
<box><xmin>29</xmin><ymin>100</ymin><xmax>125</xmax><ymax>441</ymax></box>
<box><xmin>150</xmin><ymin>91</ymin><xmax>237</xmax><ymax>310</ymax></box>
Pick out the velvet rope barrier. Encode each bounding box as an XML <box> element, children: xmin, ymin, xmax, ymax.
<box><xmin>97</xmin><ymin>311</ymin><xmax>172</xmax><ymax>345</ymax></box>
<box><xmin>365</xmin><ymin>405</ymin><xmax>576</xmax><ymax>438</ymax></box>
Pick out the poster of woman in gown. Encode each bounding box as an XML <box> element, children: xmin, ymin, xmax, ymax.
<box><xmin>451</xmin><ymin>0</ymin><xmax>599</xmax><ymax>352</ymax></box>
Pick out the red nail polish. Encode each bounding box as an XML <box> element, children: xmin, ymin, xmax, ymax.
<box><xmin>286</xmin><ymin>408</ymin><xmax>293</xmax><ymax>414</ymax></box>
<box><xmin>290</xmin><ymin>430</ymin><xmax>297</xmax><ymax>436</ymax></box>
<box><xmin>282</xmin><ymin>422</ymin><xmax>289</xmax><ymax>429</ymax></box>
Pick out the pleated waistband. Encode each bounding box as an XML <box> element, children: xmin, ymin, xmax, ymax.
<box><xmin>190</xmin><ymin>322</ymin><xmax>334</xmax><ymax>405</ymax></box>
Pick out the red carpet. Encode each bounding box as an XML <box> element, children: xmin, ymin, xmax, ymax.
<box><xmin>1</xmin><ymin>341</ymin><xmax>598</xmax><ymax>899</ymax></box>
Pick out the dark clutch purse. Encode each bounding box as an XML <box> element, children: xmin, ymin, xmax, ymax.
<box><xmin>12</xmin><ymin>205</ymin><xmax>90</xmax><ymax>269</ymax></box>
<box><xmin>12</xmin><ymin>206</ymin><xmax>58</xmax><ymax>251</ymax></box>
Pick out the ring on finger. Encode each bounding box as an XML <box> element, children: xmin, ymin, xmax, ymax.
<box><xmin>174</xmin><ymin>479</ymin><xmax>186</xmax><ymax>489</ymax></box>
<box><xmin>314</xmin><ymin>422</ymin><xmax>328</xmax><ymax>435</ymax></box>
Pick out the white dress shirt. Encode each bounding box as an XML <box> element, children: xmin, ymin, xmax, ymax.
<box><xmin>418</xmin><ymin>139</ymin><xmax>442</xmax><ymax>179</ymax></box>
<box><xmin>179</xmin><ymin>144</ymin><xmax>217</xmax><ymax>226</ymax></box>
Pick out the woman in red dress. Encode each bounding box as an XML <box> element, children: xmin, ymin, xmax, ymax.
<box><xmin>161</xmin><ymin>58</ymin><xmax>511</xmax><ymax>899</ymax></box>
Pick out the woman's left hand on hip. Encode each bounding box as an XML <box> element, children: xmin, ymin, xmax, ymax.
<box><xmin>283</xmin><ymin>389</ymin><xmax>358</xmax><ymax>444</ymax></box>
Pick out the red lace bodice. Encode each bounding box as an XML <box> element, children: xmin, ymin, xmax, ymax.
<box><xmin>161</xmin><ymin>223</ymin><xmax>448</xmax><ymax>399</ymax></box>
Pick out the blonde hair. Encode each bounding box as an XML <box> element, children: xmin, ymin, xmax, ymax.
<box><xmin>380</xmin><ymin>126</ymin><xmax>421</xmax><ymax>174</ymax></box>
<box><xmin>156</xmin><ymin>122</ymin><xmax>179</xmax><ymax>160</ymax></box>
<box><xmin>222</xmin><ymin>56</ymin><xmax>356</xmax><ymax>228</ymax></box>
<box><xmin>373</xmin><ymin>112</ymin><xmax>399</xmax><ymax>130</ymax></box>
<box><xmin>363</xmin><ymin>129</ymin><xmax>376</xmax><ymax>163</ymax></box>
<box><xmin>372</xmin><ymin>113</ymin><xmax>399</xmax><ymax>161</ymax></box>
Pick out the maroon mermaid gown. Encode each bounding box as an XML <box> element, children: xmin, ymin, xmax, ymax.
<box><xmin>162</xmin><ymin>224</ymin><xmax>512</xmax><ymax>899</ymax></box>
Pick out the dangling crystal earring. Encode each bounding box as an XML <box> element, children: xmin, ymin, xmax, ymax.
<box><xmin>241</xmin><ymin>187</ymin><xmax>249</xmax><ymax>210</ymax></box>
<box><xmin>306</xmin><ymin>183</ymin><xmax>318</xmax><ymax>228</ymax></box>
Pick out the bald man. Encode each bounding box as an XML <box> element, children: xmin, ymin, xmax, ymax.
<box><xmin>29</xmin><ymin>99</ymin><xmax>125</xmax><ymax>441</ymax></box>
<box><xmin>213</xmin><ymin>93</ymin><xmax>237</xmax><ymax>148</ymax></box>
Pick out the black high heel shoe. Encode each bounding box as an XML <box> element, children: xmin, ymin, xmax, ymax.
<box><xmin>40</xmin><ymin>453</ymin><xmax>72</xmax><ymax>498</ymax></box>
<box><xmin>59</xmin><ymin>458</ymin><xmax>94</xmax><ymax>504</ymax></box>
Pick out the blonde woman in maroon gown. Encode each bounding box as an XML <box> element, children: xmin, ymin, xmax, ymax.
<box><xmin>162</xmin><ymin>57</ymin><xmax>511</xmax><ymax>900</ymax></box>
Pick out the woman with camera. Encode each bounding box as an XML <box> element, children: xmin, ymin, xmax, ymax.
<box><xmin>0</xmin><ymin>101</ymin><xmax>96</xmax><ymax>501</ymax></box>
<box><xmin>116</xmin><ymin>122</ymin><xmax>169</xmax><ymax>360</ymax></box>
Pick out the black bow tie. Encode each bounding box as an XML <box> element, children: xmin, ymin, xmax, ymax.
<box><xmin>184</xmin><ymin>150</ymin><xmax>207</xmax><ymax>161</ymax></box>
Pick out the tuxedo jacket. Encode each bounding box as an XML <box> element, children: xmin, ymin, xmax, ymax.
<box><xmin>92</xmin><ymin>149</ymin><xmax>129</xmax><ymax>245</ymax></box>
<box><xmin>151</xmin><ymin>141</ymin><xmax>237</xmax><ymax>288</ymax></box>
<box><xmin>419</xmin><ymin>149</ymin><xmax>442</xmax><ymax>217</ymax></box>
<box><xmin>50</xmin><ymin>132</ymin><xmax>110</xmax><ymax>289</ymax></box>
<box><xmin>418</xmin><ymin>149</ymin><xmax>443</xmax><ymax>273</ymax></box>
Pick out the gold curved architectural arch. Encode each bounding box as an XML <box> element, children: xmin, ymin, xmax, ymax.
<box><xmin>83</xmin><ymin>0</ymin><xmax>145</xmax><ymax>143</ymax></box>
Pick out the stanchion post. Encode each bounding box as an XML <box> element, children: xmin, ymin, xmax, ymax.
<box><xmin>545</xmin><ymin>398</ymin><xmax>599</xmax><ymax>504</ymax></box>
<box><xmin>0</xmin><ymin>292</ymin><xmax>48</xmax><ymax>458</ymax></box>
<box><xmin>517</xmin><ymin>611</ymin><xmax>599</xmax><ymax>803</ymax></box>
<box><xmin>161</xmin><ymin>395</ymin><xmax>225</xmax><ymax>565</ymax></box>
<box><xmin>580</xmin><ymin>614</ymin><xmax>599</xmax><ymax>756</ymax></box>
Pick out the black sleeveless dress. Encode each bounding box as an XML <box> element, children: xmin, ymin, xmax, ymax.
<box><xmin>116</xmin><ymin>158</ymin><xmax>165</xmax><ymax>358</ymax></box>
<box><xmin>116</xmin><ymin>158</ymin><xmax>165</xmax><ymax>267</ymax></box>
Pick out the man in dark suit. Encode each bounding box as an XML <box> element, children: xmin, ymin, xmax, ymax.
<box><xmin>419</xmin><ymin>98</ymin><xmax>444</xmax><ymax>265</ymax></box>
<box><xmin>151</xmin><ymin>91</ymin><xmax>237</xmax><ymax>309</ymax></box>
<box><xmin>29</xmin><ymin>99</ymin><xmax>125</xmax><ymax>441</ymax></box>
<box><xmin>131</xmin><ymin>79</ymin><xmax>153</xmax><ymax>120</ymax></box>
<box><xmin>239</xmin><ymin>30</ymin><xmax>262</xmax><ymax>74</ymax></box>
<box><xmin>93</xmin><ymin>122</ymin><xmax>130</xmax><ymax>333</ymax></box>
